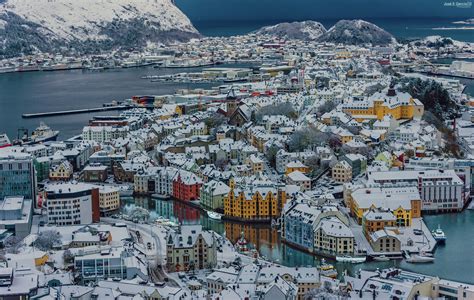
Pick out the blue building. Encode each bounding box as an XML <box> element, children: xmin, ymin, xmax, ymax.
<box><xmin>0</xmin><ymin>152</ymin><xmax>36</xmax><ymax>203</ymax></box>
<box><xmin>282</xmin><ymin>200</ymin><xmax>348</xmax><ymax>254</ymax></box>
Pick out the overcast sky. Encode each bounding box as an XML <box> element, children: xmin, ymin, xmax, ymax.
<box><xmin>176</xmin><ymin>0</ymin><xmax>473</xmax><ymax>21</ymax></box>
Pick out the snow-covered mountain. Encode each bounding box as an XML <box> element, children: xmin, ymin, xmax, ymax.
<box><xmin>253</xmin><ymin>21</ymin><xmax>327</xmax><ymax>41</ymax></box>
<box><xmin>318</xmin><ymin>20</ymin><xmax>396</xmax><ymax>46</ymax></box>
<box><xmin>0</xmin><ymin>0</ymin><xmax>200</xmax><ymax>57</ymax></box>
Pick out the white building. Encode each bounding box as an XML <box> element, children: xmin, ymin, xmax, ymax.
<box><xmin>367</xmin><ymin>169</ymin><xmax>464</xmax><ymax>212</ymax></box>
<box><xmin>45</xmin><ymin>183</ymin><xmax>100</xmax><ymax>226</ymax></box>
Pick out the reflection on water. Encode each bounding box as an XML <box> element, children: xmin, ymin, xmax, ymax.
<box><xmin>121</xmin><ymin>197</ymin><xmax>474</xmax><ymax>283</ymax></box>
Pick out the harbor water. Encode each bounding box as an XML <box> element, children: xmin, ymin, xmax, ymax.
<box><xmin>123</xmin><ymin>197</ymin><xmax>474</xmax><ymax>284</ymax></box>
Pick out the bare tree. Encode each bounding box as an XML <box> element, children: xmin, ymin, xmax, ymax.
<box><xmin>34</xmin><ymin>230</ymin><xmax>61</xmax><ymax>251</ymax></box>
<box><xmin>317</xmin><ymin>101</ymin><xmax>337</xmax><ymax>116</ymax></box>
<box><xmin>255</xmin><ymin>102</ymin><xmax>297</xmax><ymax>121</ymax></box>
<box><xmin>3</xmin><ymin>236</ymin><xmax>24</xmax><ymax>254</ymax></box>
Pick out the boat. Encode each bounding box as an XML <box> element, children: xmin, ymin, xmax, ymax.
<box><xmin>42</xmin><ymin>63</ymin><xmax>69</xmax><ymax>71</ymax></box>
<box><xmin>406</xmin><ymin>251</ymin><xmax>435</xmax><ymax>264</ymax></box>
<box><xmin>207</xmin><ymin>211</ymin><xmax>222</xmax><ymax>220</ymax></box>
<box><xmin>15</xmin><ymin>123</ymin><xmax>59</xmax><ymax>145</ymax></box>
<box><xmin>318</xmin><ymin>259</ymin><xmax>338</xmax><ymax>279</ymax></box>
<box><xmin>336</xmin><ymin>255</ymin><xmax>367</xmax><ymax>264</ymax></box>
<box><xmin>432</xmin><ymin>225</ymin><xmax>447</xmax><ymax>243</ymax></box>
<box><xmin>27</xmin><ymin>123</ymin><xmax>59</xmax><ymax>145</ymax></box>
<box><xmin>372</xmin><ymin>255</ymin><xmax>390</xmax><ymax>262</ymax></box>
<box><xmin>0</xmin><ymin>65</ymin><xmax>17</xmax><ymax>74</ymax></box>
<box><xmin>0</xmin><ymin>134</ymin><xmax>12</xmax><ymax>148</ymax></box>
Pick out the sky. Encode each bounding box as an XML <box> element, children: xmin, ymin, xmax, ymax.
<box><xmin>176</xmin><ymin>0</ymin><xmax>473</xmax><ymax>22</ymax></box>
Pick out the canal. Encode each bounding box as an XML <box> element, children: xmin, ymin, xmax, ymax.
<box><xmin>122</xmin><ymin>197</ymin><xmax>474</xmax><ymax>284</ymax></box>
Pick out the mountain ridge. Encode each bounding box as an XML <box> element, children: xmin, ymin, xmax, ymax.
<box><xmin>0</xmin><ymin>0</ymin><xmax>200</xmax><ymax>57</ymax></box>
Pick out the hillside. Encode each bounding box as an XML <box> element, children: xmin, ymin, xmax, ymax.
<box><xmin>317</xmin><ymin>19</ymin><xmax>396</xmax><ymax>45</ymax></box>
<box><xmin>0</xmin><ymin>0</ymin><xmax>200</xmax><ymax>57</ymax></box>
<box><xmin>253</xmin><ymin>21</ymin><xmax>326</xmax><ymax>41</ymax></box>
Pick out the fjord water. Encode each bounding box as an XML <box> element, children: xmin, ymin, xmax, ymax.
<box><xmin>0</xmin><ymin>67</ymin><xmax>214</xmax><ymax>139</ymax></box>
<box><xmin>124</xmin><ymin>197</ymin><xmax>474</xmax><ymax>283</ymax></box>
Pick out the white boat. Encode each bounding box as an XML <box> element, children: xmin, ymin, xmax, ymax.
<box><xmin>207</xmin><ymin>211</ymin><xmax>222</xmax><ymax>220</ymax></box>
<box><xmin>336</xmin><ymin>255</ymin><xmax>366</xmax><ymax>264</ymax></box>
<box><xmin>16</xmin><ymin>122</ymin><xmax>59</xmax><ymax>145</ymax></box>
<box><xmin>373</xmin><ymin>255</ymin><xmax>390</xmax><ymax>262</ymax></box>
<box><xmin>432</xmin><ymin>225</ymin><xmax>446</xmax><ymax>243</ymax></box>
<box><xmin>406</xmin><ymin>251</ymin><xmax>435</xmax><ymax>263</ymax></box>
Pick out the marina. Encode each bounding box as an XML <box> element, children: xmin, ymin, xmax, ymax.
<box><xmin>121</xmin><ymin>196</ymin><xmax>474</xmax><ymax>284</ymax></box>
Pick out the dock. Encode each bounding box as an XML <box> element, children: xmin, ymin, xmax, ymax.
<box><xmin>22</xmin><ymin>105</ymin><xmax>132</xmax><ymax>118</ymax></box>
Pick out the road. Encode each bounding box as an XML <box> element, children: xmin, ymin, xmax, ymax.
<box><xmin>101</xmin><ymin>217</ymin><xmax>180</xmax><ymax>287</ymax></box>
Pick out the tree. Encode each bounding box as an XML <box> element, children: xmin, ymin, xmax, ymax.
<box><xmin>215</xmin><ymin>158</ymin><xmax>228</xmax><ymax>171</ymax></box>
<box><xmin>288</xmin><ymin>127</ymin><xmax>331</xmax><ymax>152</ymax></box>
<box><xmin>265</xmin><ymin>145</ymin><xmax>280</xmax><ymax>168</ymax></box>
<box><xmin>255</xmin><ymin>102</ymin><xmax>297</xmax><ymax>122</ymax></box>
<box><xmin>204</xmin><ymin>113</ymin><xmax>228</xmax><ymax>131</ymax></box>
<box><xmin>34</xmin><ymin>230</ymin><xmax>61</xmax><ymax>251</ymax></box>
<box><xmin>63</xmin><ymin>249</ymin><xmax>74</xmax><ymax>264</ymax></box>
<box><xmin>317</xmin><ymin>101</ymin><xmax>337</xmax><ymax>116</ymax></box>
<box><xmin>3</xmin><ymin>236</ymin><xmax>24</xmax><ymax>254</ymax></box>
<box><xmin>397</xmin><ymin>77</ymin><xmax>456</xmax><ymax>120</ymax></box>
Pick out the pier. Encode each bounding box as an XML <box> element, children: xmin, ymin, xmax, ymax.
<box><xmin>22</xmin><ymin>105</ymin><xmax>132</xmax><ymax>118</ymax></box>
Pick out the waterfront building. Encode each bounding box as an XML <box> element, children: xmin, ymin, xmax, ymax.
<box><xmin>362</xmin><ymin>209</ymin><xmax>397</xmax><ymax>238</ymax></box>
<box><xmin>349</xmin><ymin>186</ymin><xmax>422</xmax><ymax>225</ymax></box>
<box><xmin>332</xmin><ymin>160</ymin><xmax>352</xmax><ymax>183</ymax></box>
<box><xmin>342</xmin><ymin>86</ymin><xmax>424</xmax><ymax>122</ymax></box>
<box><xmin>74</xmin><ymin>247</ymin><xmax>148</xmax><ymax>284</ymax></box>
<box><xmin>45</xmin><ymin>183</ymin><xmax>100</xmax><ymax>226</ymax></box>
<box><xmin>172</xmin><ymin>170</ymin><xmax>203</xmax><ymax>201</ymax></box>
<box><xmin>282</xmin><ymin>201</ymin><xmax>351</xmax><ymax>256</ymax></box>
<box><xmin>369</xmin><ymin>229</ymin><xmax>401</xmax><ymax>253</ymax></box>
<box><xmin>166</xmin><ymin>225</ymin><xmax>217</xmax><ymax>272</ymax></box>
<box><xmin>98</xmin><ymin>186</ymin><xmax>120</xmax><ymax>216</ymax></box>
<box><xmin>224</xmin><ymin>179</ymin><xmax>286</xmax><ymax>221</ymax></box>
<box><xmin>155</xmin><ymin>167</ymin><xmax>179</xmax><ymax>197</ymax></box>
<box><xmin>0</xmin><ymin>196</ymin><xmax>32</xmax><ymax>239</ymax></box>
<box><xmin>82</xmin><ymin>125</ymin><xmax>129</xmax><ymax>143</ymax></box>
<box><xmin>314</xmin><ymin>217</ymin><xmax>355</xmax><ymax>256</ymax></box>
<box><xmin>367</xmin><ymin>169</ymin><xmax>464</xmax><ymax>213</ymax></box>
<box><xmin>0</xmin><ymin>150</ymin><xmax>36</xmax><ymax>204</ymax></box>
<box><xmin>200</xmin><ymin>180</ymin><xmax>230</xmax><ymax>211</ymax></box>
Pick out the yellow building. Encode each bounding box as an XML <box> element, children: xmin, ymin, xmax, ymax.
<box><xmin>99</xmin><ymin>186</ymin><xmax>120</xmax><ymax>216</ymax></box>
<box><xmin>224</xmin><ymin>180</ymin><xmax>286</xmax><ymax>221</ymax></box>
<box><xmin>49</xmin><ymin>161</ymin><xmax>73</xmax><ymax>181</ymax></box>
<box><xmin>342</xmin><ymin>86</ymin><xmax>424</xmax><ymax>122</ymax></box>
<box><xmin>350</xmin><ymin>186</ymin><xmax>422</xmax><ymax>226</ymax></box>
<box><xmin>285</xmin><ymin>160</ymin><xmax>310</xmax><ymax>175</ymax></box>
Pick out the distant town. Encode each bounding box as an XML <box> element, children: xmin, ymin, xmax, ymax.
<box><xmin>1</xmin><ymin>19</ymin><xmax>474</xmax><ymax>300</ymax></box>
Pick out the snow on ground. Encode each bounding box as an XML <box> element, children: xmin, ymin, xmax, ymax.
<box><xmin>0</xmin><ymin>0</ymin><xmax>198</xmax><ymax>41</ymax></box>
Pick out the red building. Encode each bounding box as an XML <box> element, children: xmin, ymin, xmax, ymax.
<box><xmin>172</xmin><ymin>171</ymin><xmax>203</xmax><ymax>201</ymax></box>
